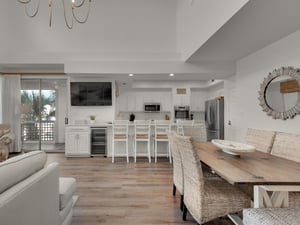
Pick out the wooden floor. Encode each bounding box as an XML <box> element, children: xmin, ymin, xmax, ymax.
<box><xmin>47</xmin><ymin>153</ymin><xmax>234</xmax><ymax>225</ymax></box>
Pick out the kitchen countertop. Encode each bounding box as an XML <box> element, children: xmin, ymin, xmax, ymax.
<box><xmin>67</xmin><ymin>120</ymin><xmax>204</xmax><ymax>127</ymax></box>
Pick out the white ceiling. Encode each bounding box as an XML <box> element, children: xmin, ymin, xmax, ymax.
<box><xmin>188</xmin><ymin>0</ymin><xmax>300</xmax><ymax>62</ymax></box>
<box><xmin>2</xmin><ymin>0</ymin><xmax>300</xmax><ymax>81</ymax></box>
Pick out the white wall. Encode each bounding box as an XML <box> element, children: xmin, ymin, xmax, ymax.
<box><xmin>226</xmin><ymin>29</ymin><xmax>300</xmax><ymax>142</ymax></box>
<box><xmin>0</xmin><ymin>76</ymin><xmax>3</xmax><ymax>123</ymax></box>
<box><xmin>176</xmin><ymin>0</ymin><xmax>248</xmax><ymax>60</ymax></box>
<box><xmin>206</xmin><ymin>82</ymin><xmax>224</xmax><ymax>100</ymax></box>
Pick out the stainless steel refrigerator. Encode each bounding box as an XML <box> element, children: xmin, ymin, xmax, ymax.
<box><xmin>205</xmin><ymin>98</ymin><xmax>224</xmax><ymax>141</ymax></box>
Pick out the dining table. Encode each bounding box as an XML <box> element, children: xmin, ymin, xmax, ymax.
<box><xmin>193</xmin><ymin>141</ymin><xmax>300</xmax><ymax>224</ymax></box>
<box><xmin>193</xmin><ymin>141</ymin><xmax>300</xmax><ymax>185</ymax></box>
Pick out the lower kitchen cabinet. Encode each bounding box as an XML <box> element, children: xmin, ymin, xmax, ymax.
<box><xmin>65</xmin><ymin>126</ymin><xmax>90</xmax><ymax>157</ymax></box>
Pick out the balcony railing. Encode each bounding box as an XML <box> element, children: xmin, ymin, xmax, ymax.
<box><xmin>21</xmin><ymin>121</ymin><xmax>55</xmax><ymax>142</ymax></box>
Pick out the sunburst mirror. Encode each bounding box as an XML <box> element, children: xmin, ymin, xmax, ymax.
<box><xmin>258</xmin><ymin>66</ymin><xmax>300</xmax><ymax>120</ymax></box>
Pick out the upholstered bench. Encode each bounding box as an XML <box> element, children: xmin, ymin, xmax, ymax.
<box><xmin>243</xmin><ymin>208</ymin><xmax>300</xmax><ymax>225</ymax></box>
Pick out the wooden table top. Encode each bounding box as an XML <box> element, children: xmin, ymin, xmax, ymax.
<box><xmin>193</xmin><ymin>142</ymin><xmax>300</xmax><ymax>185</ymax></box>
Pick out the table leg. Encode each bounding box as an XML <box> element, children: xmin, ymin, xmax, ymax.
<box><xmin>254</xmin><ymin>185</ymin><xmax>289</xmax><ymax>208</ymax></box>
<box><xmin>227</xmin><ymin>213</ymin><xmax>244</xmax><ymax>225</ymax></box>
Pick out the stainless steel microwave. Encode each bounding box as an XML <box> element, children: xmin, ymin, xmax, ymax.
<box><xmin>144</xmin><ymin>103</ymin><xmax>161</xmax><ymax>112</ymax></box>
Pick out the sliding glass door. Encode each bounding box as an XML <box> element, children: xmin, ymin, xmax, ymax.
<box><xmin>20</xmin><ymin>78</ymin><xmax>67</xmax><ymax>152</ymax></box>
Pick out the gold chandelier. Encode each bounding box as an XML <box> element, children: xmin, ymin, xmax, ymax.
<box><xmin>17</xmin><ymin>0</ymin><xmax>92</xmax><ymax>29</ymax></box>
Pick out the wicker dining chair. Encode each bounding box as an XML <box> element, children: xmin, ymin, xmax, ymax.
<box><xmin>168</xmin><ymin>130</ymin><xmax>222</xmax><ymax>212</ymax></box>
<box><xmin>176</xmin><ymin>119</ymin><xmax>194</xmax><ymax>136</ymax></box>
<box><xmin>181</xmin><ymin>123</ymin><xmax>206</xmax><ymax>142</ymax></box>
<box><xmin>174</xmin><ymin>133</ymin><xmax>250</xmax><ymax>224</ymax></box>
<box><xmin>167</xmin><ymin>130</ymin><xmax>184</xmax><ymax>210</ymax></box>
<box><xmin>246</xmin><ymin>128</ymin><xmax>276</xmax><ymax>153</ymax></box>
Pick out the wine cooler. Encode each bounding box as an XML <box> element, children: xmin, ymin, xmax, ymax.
<box><xmin>91</xmin><ymin>127</ymin><xmax>107</xmax><ymax>156</ymax></box>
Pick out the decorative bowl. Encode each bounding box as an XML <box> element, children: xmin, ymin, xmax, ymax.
<box><xmin>211</xmin><ymin>139</ymin><xmax>255</xmax><ymax>156</ymax></box>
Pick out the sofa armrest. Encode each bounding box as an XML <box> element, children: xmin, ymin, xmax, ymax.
<box><xmin>59</xmin><ymin>177</ymin><xmax>77</xmax><ymax>210</ymax></box>
<box><xmin>0</xmin><ymin>162</ymin><xmax>60</xmax><ymax>225</ymax></box>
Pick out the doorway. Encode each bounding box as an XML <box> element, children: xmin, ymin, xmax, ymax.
<box><xmin>20</xmin><ymin>78</ymin><xmax>67</xmax><ymax>152</ymax></box>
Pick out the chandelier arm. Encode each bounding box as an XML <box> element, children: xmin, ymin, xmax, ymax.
<box><xmin>49</xmin><ymin>0</ymin><xmax>52</xmax><ymax>27</ymax></box>
<box><xmin>17</xmin><ymin>0</ymin><xmax>32</xmax><ymax>4</ymax></box>
<box><xmin>71</xmin><ymin>0</ymin><xmax>91</xmax><ymax>24</ymax></box>
<box><xmin>62</xmin><ymin>0</ymin><xmax>74</xmax><ymax>29</ymax></box>
<box><xmin>72</xmin><ymin>0</ymin><xmax>85</xmax><ymax>8</ymax></box>
<box><xmin>25</xmin><ymin>0</ymin><xmax>40</xmax><ymax>18</ymax></box>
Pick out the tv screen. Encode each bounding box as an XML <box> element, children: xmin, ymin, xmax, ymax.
<box><xmin>71</xmin><ymin>82</ymin><xmax>112</xmax><ymax>106</ymax></box>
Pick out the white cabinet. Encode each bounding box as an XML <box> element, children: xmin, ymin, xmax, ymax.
<box><xmin>190</xmin><ymin>89</ymin><xmax>207</xmax><ymax>111</ymax></box>
<box><xmin>127</xmin><ymin>93</ymin><xmax>136</xmax><ymax>111</ymax></box>
<box><xmin>174</xmin><ymin>95</ymin><xmax>190</xmax><ymax>106</ymax></box>
<box><xmin>172</xmin><ymin>88</ymin><xmax>190</xmax><ymax>107</ymax></box>
<box><xmin>65</xmin><ymin>126</ymin><xmax>90</xmax><ymax>157</ymax></box>
<box><xmin>161</xmin><ymin>95</ymin><xmax>172</xmax><ymax>111</ymax></box>
<box><xmin>135</xmin><ymin>95</ymin><xmax>144</xmax><ymax>111</ymax></box>
<box><xmin>118</xmin><ymin>94</ymin><xmax>128</xmax><ymax>111</ymax></box>
<box><xmin>143</xmin><ymin>96</ymin><xmax>160</xmax><ymax>103</ymax></box>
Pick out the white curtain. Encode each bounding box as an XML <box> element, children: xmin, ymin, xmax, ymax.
<box><xmin>2</xmin><ymin>75</ymin><xmax>21</xmax><ymax>152</ymax></box>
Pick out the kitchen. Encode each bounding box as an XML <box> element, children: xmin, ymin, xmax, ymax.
<box><xmin>64</xmin><ymin>77</ymin><xmax>225</xmax><ymax>158</ymax></box>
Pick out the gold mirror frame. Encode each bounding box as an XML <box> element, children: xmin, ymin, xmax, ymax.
<box><xmin>258</xmin><ymin>66</ymin><xmax>300</xmax><ymax>120</ymax></box>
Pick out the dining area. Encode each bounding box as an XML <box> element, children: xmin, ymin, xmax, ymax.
<box><xmin>168</xmin><ymin>126</ymin><xmax>300</xmax><ymax>225</ymax></box>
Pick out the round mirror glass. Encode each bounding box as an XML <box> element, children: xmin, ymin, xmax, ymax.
<box><xmin>258</xmin><ymin>66</ymin><xmax>300</xmax><ymax>120</ymax></box>
<box><xmin>265</xmin><ymin>75</ymin><xmax>299</xmax><ymax>112</ymax></box>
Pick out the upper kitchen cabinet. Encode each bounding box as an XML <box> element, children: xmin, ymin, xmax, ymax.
<box><xmin>172</xmin><ymin>88</ymin><xmax>190</xmax><ymax>106</ymax></box>
<box><xmin>135</xmin><ymin>95</ymin><xmax>144</xmax><ymax>111</ymax></box>
<box><xmin>117</xmin><ymin>88</ymin><xmax>172</xmax><ymax>113</ymax></box>
<box><xmin>160</xmin><ymin>93</ymin><xmax>172</xmax><ymax>112</ymax></box>
<box><xmin>190</xmin><ymin>88</ymin><xmax>207</xmax><ymax>112</ymax></box>
<box><xmin>143</xmin><ymin>96</ymin><xmax>160</xmax><ymax>103</ymax></box>
<box><xmin>127</xmin><ymin>93</ymin><xmax>136</xmax><ymax>111</ymax></box>
<box><xmin>118</xmin><ymin>92</ymin><xmax>137</xmax><ymax>111</ymax></box>
<box><xmin>118</xmin><ymin>94</ymin><xmax>129</xmax><ymax>111</ymax></box>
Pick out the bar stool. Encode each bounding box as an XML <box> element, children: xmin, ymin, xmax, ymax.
<box><xmin>176</xmin><ymin>119</ymin><xmax>194</xmax><ymax>136</ymax></box>
<box><xmin>112</xmin><ymin>120</ymin><xmax>129</xmax><ymax>163</ymax></box>
<box><xmin>154</xmin><ymin>120</ymin><xmax>171</xmax><ymax>163</ymax></box>
<box><xmin>134</xmin><ymin>120</ymin><xmax>151</xmax><ymax>163</ymax></box>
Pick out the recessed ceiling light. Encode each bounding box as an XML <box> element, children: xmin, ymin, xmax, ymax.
<box><xmin>169</xmin><ymin>73</ymin><xmax>174</xmax><ymax>77</ymax></box>
<box><xmin>129</xmin><ymin>74</ymin><xmax>134</xmax><ymax>77</ymax></box>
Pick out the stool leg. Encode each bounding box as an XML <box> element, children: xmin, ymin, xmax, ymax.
<box><xmin>126</xmin><ymin>139</ymin><xmax>129</xmax><ymax>163</ymax></box>
<box><xmin>112</xmin><ymin>139</ymin><xmax>114</xmax><ymax>163</ymax></box>
<box><xmin>134</xmin><ymin>138</ymin><xmax>137</xmax><ymax>163</ymax></box>
<box><xmin>148</xmin><ymin>140</ymin><xmax>151</xmax><ymax>163</ymax></box>
<box><xmin>155</xmin><ymin>139</ymin><xmax>157</xmax><ymax>163</ymax></box>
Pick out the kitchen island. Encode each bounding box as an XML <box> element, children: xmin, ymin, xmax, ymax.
<box><xmin>65</xmin><ymin>121</ymin><xmax>205</xmax><ymax>161</ymax></box>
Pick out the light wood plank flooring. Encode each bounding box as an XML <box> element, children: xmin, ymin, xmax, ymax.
<box><xmin>46</xmin><ymin>154</ymin><xmax>234</xmax><ymax>225</ymax></box>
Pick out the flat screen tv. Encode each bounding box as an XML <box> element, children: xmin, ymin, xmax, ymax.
<box><xmin>70</xmin><ymin>82</ymin><xmax>112</xmax><ymax>106</ymax></box>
